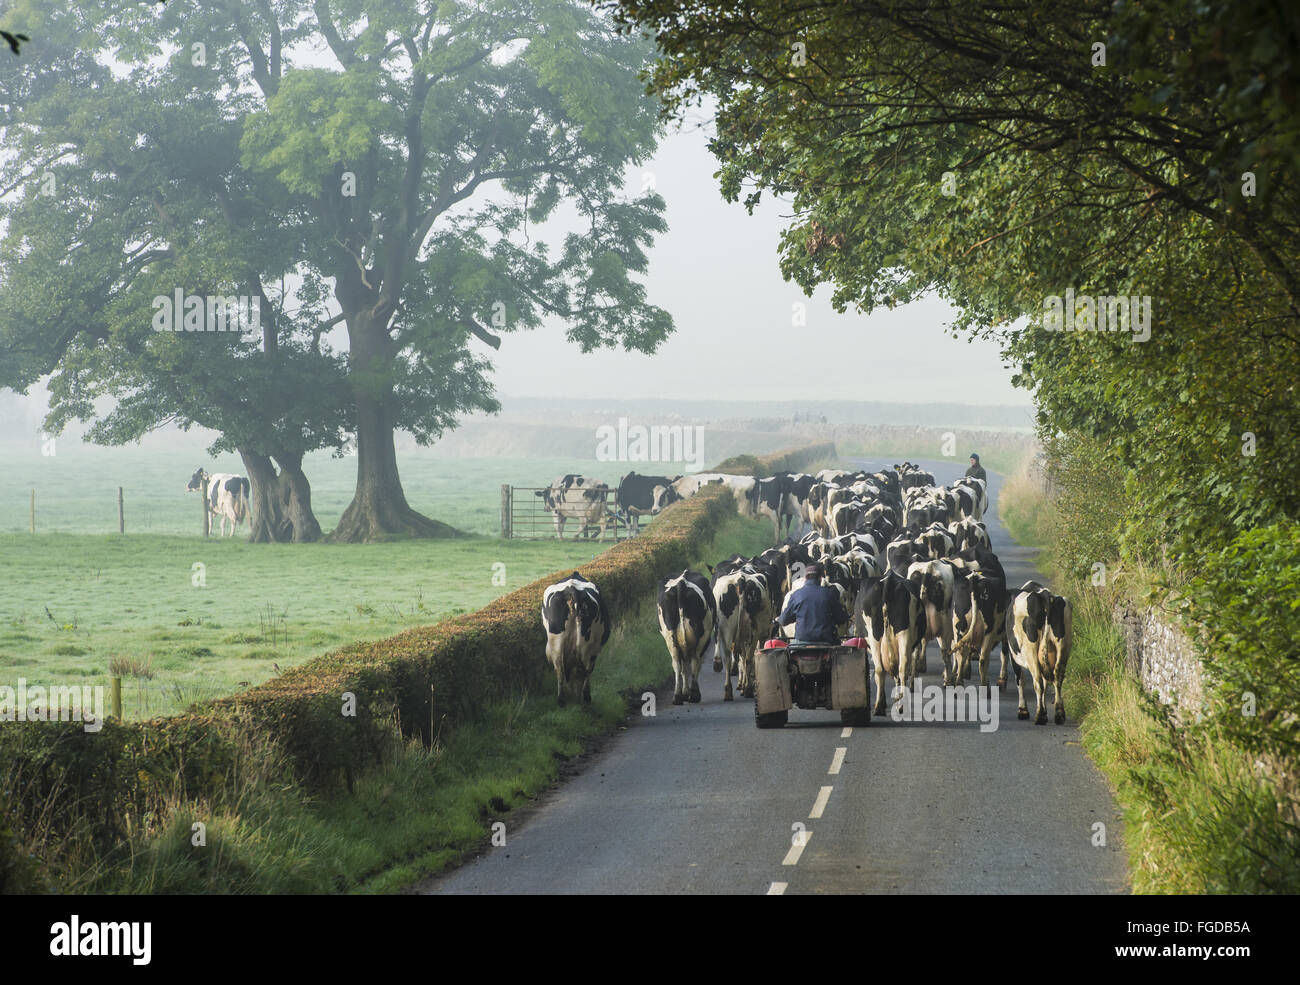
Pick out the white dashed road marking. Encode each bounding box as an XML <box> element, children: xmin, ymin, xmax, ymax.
<box><xmin>809</xmin><ymin>785</ymin><xmax>833</xmax><ymax>819</ymax></box>
<box><xmin>841</xmin><ymin>727</ymin><xmax>853</xmax><ymax>738</ymax></box>
<box><xmin>782</xmin><ymin>831</ymin><xmax>812</xmax><ymax>866</ymax></box>
<box><xmin>828</xmin><ymin>747</ymin><xmax>847</xmax><ymax>775</ymax></box>
<box><xmin>767</xmin><ymin>882</ymin><xmax>788</xmax><ymax>895</ymax></box>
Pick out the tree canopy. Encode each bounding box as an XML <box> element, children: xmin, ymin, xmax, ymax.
<box><xmin>0</xmin><ymin>0</ymin><xmax>673</xmax><ymax>540</ymax></box>
<box><xmin>608</xmin><ymin>0</ymin><xmax>1300</xmax><ymax>558</ymax></box>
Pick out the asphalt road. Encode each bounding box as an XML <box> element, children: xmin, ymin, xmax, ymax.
<box><xmin>420</xmin><ymin>459</ymin><xmax>1129</xmax><ymax>895</ymax></box>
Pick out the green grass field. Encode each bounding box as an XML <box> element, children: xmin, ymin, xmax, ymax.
<box><xmin>0</xmin><ymin>437</ymin><xmax>657</xmax><ymax>718</ymax></box>
<box><xmin>61</xmin><ymin>509</ymin><xmax>777</xmax><ymax>893</ymax></box>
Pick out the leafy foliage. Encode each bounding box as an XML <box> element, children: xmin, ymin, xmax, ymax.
<box><xmin>607</xmin><ymin>0</ymin><xmax>1300</xmax><ymax>560</ymax></box>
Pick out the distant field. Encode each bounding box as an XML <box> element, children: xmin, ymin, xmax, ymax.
<box><xmin>0</xmin><ymin>438</ymin><xmax>621</xmax><ymax>537</ymax></box>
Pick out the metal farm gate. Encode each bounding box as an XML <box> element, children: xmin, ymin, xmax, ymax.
<box><xmin>500</xmin><ymin>485</ymin><xmax>631</xmax><ymax>541</ymax></box>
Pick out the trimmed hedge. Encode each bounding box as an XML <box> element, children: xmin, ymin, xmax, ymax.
<box><xmin>712</xmin><ymin>440</ymin><xmax>837</xmax><ymax>477</ymax></box>
<box><xmin>0</xmin><ymin>484</ymin><xmax>737</xmax><ymax>857</ymax></box>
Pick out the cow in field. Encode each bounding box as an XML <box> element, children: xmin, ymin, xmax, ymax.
<box><xmin>616</xmin><ymin>471</ymin><xmax>681</xmax><ymax>537</ymax></box>
<box><xmin>1005</xmin><ymin>581</ymin><xmax>1073</xmax><ymax>724</ymax></box>
<box><xmin>186</xmin><ymin>468</ymin><xmax>250</xmax><ymax>537</ymax></box>
<box><xmin>542</xmin><ymin>572</ymin><xmax>611</xmax><ymax>706</ymax></box>
<box><xmin>536</xmin><ymin>474</ymin><xmax>610</xmax><ymax>540</ymax></box>
<box><xmin>657</xmin><ymin>569</ymin><xmax>717</xmax><ymax>704</ymax></box>
<box><xmin>862</xmin><ymin>572</ymin><xmax>924</xmax><ymax>717</ymax></box>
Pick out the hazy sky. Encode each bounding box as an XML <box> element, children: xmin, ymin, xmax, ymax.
<box><xmin>490</xmin><ymin>119</ymin><xmax>1029</xmax><ymax>407</ymax></box>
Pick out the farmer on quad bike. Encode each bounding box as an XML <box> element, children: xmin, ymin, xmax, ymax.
<box><xmin>776</xmin><ymin>563</ymin><xmax>849</xmax><ymax>646</ymax></box>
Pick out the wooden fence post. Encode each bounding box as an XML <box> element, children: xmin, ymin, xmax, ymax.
<box><xmin>111</xmin><ymin>676</ymin><xmax>123</xmax><ymax>720</ymax></box>
<box><xmin>501</xmin><ymin>484</ymin><xmax>511</xmax><ymax>539</ymax></box>
<box><xmin>118</xmin><ymin>486</ymin><xmax>124</xmax><ymax>534</ymax></box>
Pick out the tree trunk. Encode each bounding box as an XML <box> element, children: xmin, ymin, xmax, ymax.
<box><xmin>240</xmin><ymin>448</ymin><xmax>324</xmax><ymax>543</ymax></box>
<box><xmin>276</xmin><ymin>452</ymin><xmax>323</xmax><ymax>543</ymax></box>
<box><xmin>330</xmin><ymin>390</ymin><xmax>459</xmax><ymax>542</ymax></box>
<box><xmin>242</xmin><ymin>448</ymin><xmax>291</xmax><ymax>543</ymax></box>
<box><xmin>330</xmin><ymin>309</ymin><xmax>459</xmax><ymax>542</ymax></box>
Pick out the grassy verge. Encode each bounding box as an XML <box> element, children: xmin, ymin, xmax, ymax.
<box><xmin>35</xmin><ymin>509</ymin><xmax>774</xmax><ymax>894</ymax></box>
<box><xmin>998</xmin><ymin>465</ymin><xmax>1300</xmax><ymax>893</ymax></box>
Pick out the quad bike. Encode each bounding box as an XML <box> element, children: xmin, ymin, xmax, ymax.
<box><xmin>752</xmin><ymin>636</ymin><xmax>872</xmax><ymax>729</ymax></box>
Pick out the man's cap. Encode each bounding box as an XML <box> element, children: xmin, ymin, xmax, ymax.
<box><xmin>970</xmin><ymin>453</ymin><xmax>980</xmax><ymax>461</ymax></box>
<box><xmin>805</xmin><ymin>562</ymin><xmax>823</xmax><ymax>578</ymax></box>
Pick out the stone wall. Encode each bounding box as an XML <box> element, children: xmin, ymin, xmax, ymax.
<box><xmin>1116</xmin><ymin>604</ymin><xmax>1204</xmax><ymax>719</ymax></box>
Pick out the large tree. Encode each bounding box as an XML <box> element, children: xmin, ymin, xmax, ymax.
<box><xmin>1</xmin><ymin>0</ymin><xmax>673</xmax><ymax>541</ymax></box>
<box><xmin>609</xmin><ymin>0</ymin><xmax>1300</xmax><ymax>556</ymax></box>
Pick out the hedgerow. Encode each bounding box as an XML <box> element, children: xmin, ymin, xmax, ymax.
<box><xmin>0</xmin><ymin>482</ymin><xmax>737</xmax><ymax>870</ymax></box>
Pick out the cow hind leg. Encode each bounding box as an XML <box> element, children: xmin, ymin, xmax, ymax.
<box><xmin>671</xmin><ymin>653</ymin><xmax>685</xmax><ymax>705</ymax></box>
<box><xmin>1053</xmin><ymin>672</ymin><xmax>1066</xmax><ymax>725</ymax></box>
<box><xmin>1033</xmin><ymin>672</ymin><xmax>1048</xmax><ymax>725</ymax></box>
<box><xmin>553</xmin><ymin>658</ymin><xmax>567</xmax><ymax>706</ymax></box>
<box><xmin>871</xmin><ymin>665</ymin><xmax>887</xmax><ymax>716</ymax></box>
<box><xmin>1014</xmin><ymin>662</ymin><xmax>1029</xmax><ymax>720</ymax></box>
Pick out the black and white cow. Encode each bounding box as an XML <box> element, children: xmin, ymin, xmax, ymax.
<box><xmin>658</xmin><ymin>569</ymin><xmax>717</xmax><ymax>705</ymax></box>
<box><xmin>751</xmin><ymin>474</ymin><xmax>787</xmax><ymax>543</ymax></box>
<box><xmin>861</xmin><ymin>571</ymin><xmax>925</xmax><ymax>717</ymax></box>
<box><xmin>671</xmin><ymin>473</ymin><xmax>758</xmax><ymax>517</ymax></box>
<box><xmin>948</xmin><ymin>517</ymin><xmax>991</xmax><ymax>553</ymax></box>
<box><xmin>906</xmin><ymin>558</ymin><xmax>956</xmax><ymax>681</ymax></box>
<box><xmin>951</xmin><ymin>570</ymin><xmax>1007</xmax><ymax>688</ymax></box>
<box><xmin>536</xmin><ymin>475</ymin><xmax>610</xmax><ymax>540</ymax></box>
<box><xmin>710</xmin><ymin>562</ymin><xmax>776</xmax><ymax>700</ymax></box>
<box><xmin>784</xmin><ymin>473</ymin><xmax>817</xmax><ymax>535</ymax></box>
<box><xmin>954</xmin><ymin>476</ymin><xmax>989</xmax><ymax>518</ymax></box>
<box><xmin>1005</xmin><ymin>581</ymin><xmax>1073</xmax><ymax>724</ymax></box>
<box><xmin>186</xmin><ymin>468</ymin><xmax>250</xmax><ymax>537</ymax></box>
<box><xmin>542</xmin><ymin>572</ymin><xmax>611</xmax><ymax>706</ymax></box>
<box><xmin>616</xmin><ymin>471</ymin><xmax>681</xmax><ymax>537</ymax></box>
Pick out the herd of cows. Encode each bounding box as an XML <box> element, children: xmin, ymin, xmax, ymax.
<box><xmin>540</xmin><ymin>463</ymin><xmax>1074</xmax><ymax>727</ymax></box>
<box><xmin>179</xmin><ymin>458</ymin><xmax>1072</xmax><ymax>726</ymax></box>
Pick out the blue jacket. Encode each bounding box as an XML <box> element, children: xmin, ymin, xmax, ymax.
<box><xmin>779</xmin><ymin>581</ymin><xmax>849</xmax><ymax>644</ymax></box>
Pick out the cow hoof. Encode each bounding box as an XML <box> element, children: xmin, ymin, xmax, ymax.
<box><xmin>724</xmin><ymin>693</ymin><xmax>734</xmax><ymax>702</ymax></box>
<box><xmin>712</xmin><ymin>660</ymin><xmax>722</xmax><ymax>673</ymax></box>
<box><xmin>673</xmin><ymin>694</ymin><xmax>685</xmax><ymax>706</ymax></box>
<box><xmin>1055</xmin><ymin>711</ymin><xmax>1066</xmax><ymax>725</ymax></box>
<box><xmin>1017</xmin><ymin>709</ymin><xmax>1029</xmax><ymax>720</ymax></box>
<box><xmin>689</xmin><ymin>688</ymin><xmax>701</xmax><ymax>704</ymax></box>
<box><xmin>557</xmin><ymin>695</ymin><xmax>567</xmax><ymax>708</ymax></box>
<box><xmin>1035</xmin><ymin>714</ymin><xmax>1047</xmax><ymax>726</ymax></box>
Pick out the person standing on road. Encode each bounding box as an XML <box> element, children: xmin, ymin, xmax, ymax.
<box><xmin>777</xmin><ymin>563</ymin><xmax>849</xmax><ymax>645</ymax></box>
<box><xmin>965</xmin><ymin>453</ymin><xmax>987</xmax><ymax>482</ymax></box>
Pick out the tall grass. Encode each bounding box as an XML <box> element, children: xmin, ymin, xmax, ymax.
<box><xmin>998</xmin><ymin>460</ymin><xmax>1300</xmax><ymax>893</ymax></box>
